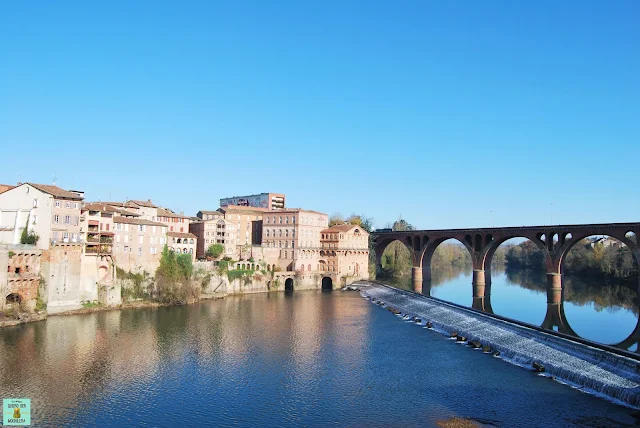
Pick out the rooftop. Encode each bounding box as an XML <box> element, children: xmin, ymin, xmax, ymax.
<box><xmin>167</xmin><ymin>231</ymin><xmax>197</xmax><ymax>239</ymax></box>
<box><xmin>83</xmin><ymin>203</ymin><xmax>140</xmax><ymax>216</ymax></box>
<box><xmin>128</xmin><ymin>199</ymin><xmax>158</xmax><ymax>208</ymax></box>
<box><xmin>26</xmin><ymin>183</ymin><xmax>84</xmax><ymax>200</ymax></box>
<box><xmin>113</xmin><ymin>217</ymin><xmax>166</xmax><ymax>227</ymax></box>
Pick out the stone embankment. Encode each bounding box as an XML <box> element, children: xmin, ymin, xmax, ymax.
<box><xmin>355</xmin><ymin>281</ymin><xmax>640</xmax><ymax>408</ymax></box>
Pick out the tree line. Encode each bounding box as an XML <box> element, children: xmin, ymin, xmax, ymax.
<box><xmin>504</xmin><ymin>238</ymin><xmax>638</xmax><ymax>281</ymax></box>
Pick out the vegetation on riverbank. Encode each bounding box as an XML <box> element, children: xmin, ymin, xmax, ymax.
<box><xmin>505</xmin><ymin>238</ymin><xmax>638</xmax><ymax>281</ymax></box>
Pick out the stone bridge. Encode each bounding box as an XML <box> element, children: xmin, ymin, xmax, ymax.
<box><xmin>372</xmin><ymin>222</ymin><xmax>640</xmax><ymax>313</ymax></box>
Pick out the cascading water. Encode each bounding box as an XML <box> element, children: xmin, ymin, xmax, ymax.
<box><xmin>356</xmin><ymin>281</ymin><xmax>640</xmax><ymax>408</ymax></box>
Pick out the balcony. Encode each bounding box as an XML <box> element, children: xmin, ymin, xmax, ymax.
<box><xmin>100</xmin><ymin>236</ymin><xmax>113</xmax><ymax>244</ymax></box>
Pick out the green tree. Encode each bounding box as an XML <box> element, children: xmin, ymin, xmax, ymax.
<box><xmin>205</xmin><ymin>243</ymin><xmax>224</xmax><ymax>259</ymax></box>
<box><xmin>20</xmin><ymin>216</ymin><xmax>39</xmax><ymax>245</ymax></box>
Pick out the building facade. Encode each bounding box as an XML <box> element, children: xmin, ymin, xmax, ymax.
<box><xmin>112</xmin><ymin>217</ymin><xmax>167</xmax><ymax>273</ymax></box>
<box><xmin>0</xmin><ymin>183</ymin><xmax>84</xmax><ymax>250</ymax></box>
<box><xmin>261</xmin><ymin>209</ymin><xmax>329</xmax><ymax>271</ymax></box>
<box><xmin>319</xmin><ymin>224</ymin><xmax>370</xmax><ymax>279</ymax></box>
<box><xmin>220</xmin><ymin>193</ymin><xmax>285</xmax><ymax>210</ymax></box>
<box><xmin>167</xmin><ymin>231</ymin><xmax>197</xmax><ymax>260</ymax></box>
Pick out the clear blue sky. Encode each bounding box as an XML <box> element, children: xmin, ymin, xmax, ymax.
<box><xmin>1</xmin><ymin>1</ymin><xmax>638</xmax><ymax>229</ymax></box>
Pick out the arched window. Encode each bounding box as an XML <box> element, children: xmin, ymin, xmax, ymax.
<box><xmin>308</xmin><ymin>264</ymin><xmax>311</xmax><ymax>271</ymax></box>
<box><xmin>266</xmin><ymin>230</ymin><xmax>270</xmax><ymax>237</ymax></box>
<box><xmin>189</xmin><ymin>239</ymin><xmax>194</xmax><ymax>244</ymax></box>
<box><xmin>301</xmin><ymin>264</ymin><xmax>305</xmax><ymax>272</ymax></box>
<box><xmin>285</xmin><ymin>216</ymin><xmax>289</xmax><ymax>224</ymax></box>
<box><xmin>279</xmin><ymin>230</ymin><xmax>282</xmax><ymax>237</ymax></box>
<box><xmin>189</xmin><ymin>248</ymin><xmax>193</xmax><ymax>254</ymax></box>
<box><xmin>279</xmin><ymin>216</ymin><xmax>282</xmax><ymax>224</ymax></box>
<box><xmin>285</xmin><ymin>230</ymin><xmax>289</xmax><ymax>237</ymax></box>
<box><xmin>182</xmin><ymin>248</ymin><xmax>188</xmax><ymax>254</ymax></box>
<box><xmin>284</xmin><ymin>251</ymin><xmax>288</xmax><ymax>258</ymax></box>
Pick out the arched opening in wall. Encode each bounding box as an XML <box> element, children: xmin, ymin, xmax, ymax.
<box><xmin>427</xmin><ymin>239</ymin><xmax>472</xmax><ymax>305</ymax></box>
<box><xmin>626</xmin><ymin>231</ymin><xmax>637</xmax><ymax>245</ymax></box>
<box><xmin>6</xmin><ymin>293</ymin><xmax>21</xmax><ymax>305</ymax></box>
<box><xmin>284</xmin><ymin>278</ymin><xmax>294</xmax><ymax>292</ymax></box>
<box><xmin>322</xmin><ymin>277</ymin><xmax>333</xmax><ymax>291</ymax></box>
<box><xmin>377</xmin><ymin>240</ymin><xmax>412</xmax><ymax>290</ymax></box>
<box><xmin>561</xmin><ymin>235</ymin><xmax>639</xmax><ymax>347</ymax></box>
<box><xmin>488</xmin><ymin>237</ymin><xmax>548</xmax><ymax>325</ymax></box>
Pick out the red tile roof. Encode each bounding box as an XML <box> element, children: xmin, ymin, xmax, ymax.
<box><xmin>27</xmin><ymin>183</ymin><xmax>84</xmax><ymax>200</ymax></box>
<box><xmin>167</xmin><ymin>231</ymin><xmax>197</xmax><ymax>239</ymax></box>
<box><xmin>113</xmin><ymin>217</ymin><xmax>166</xmax><ymax>227</ymax></box>
<box><xmin>128</xmin><ymin>199</ymin><xmax>158</xmax><ymax>208</ymax></box>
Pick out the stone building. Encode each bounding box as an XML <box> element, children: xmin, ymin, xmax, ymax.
<box><xmin>80</xmin><ymin>203</ymin><xmax>138</xmax><ymax>256</ymax></box>
<box><xmin>0</xmin><ymin>183</ymin><xmax>84</xmax><ymax>250</ymax></box>
<box><xmin>112</xmin><ymin>217</ymin><xmax>167</xmax><ymax>273</ymax></box>
<box><xmin>319</xmin><ymin>224</ymin><xmax>370</xmax><ymax>279</ymax></box>
<box><xmin>0</xmin><ymin>246</ymin><xmax>41</xmax><ymax>313</ymax></box>
<box><xmin>167</xmin><ymin>231</ymin><xmax>197</xmax><ymax>260</ymax></box>
<box><xmin>190</xmin><ymin>213</ymin><xmax>235</xmax><ymax>259</ymax></box>
<box><xmin>261</xmin><ymin>209</ymin><xmax>329</xmax><ymax>271</ymax></box>
<box><xmin>156</xmin><ymin>207</ymin><xmax>191</xmax><ymax>233</ymax></box>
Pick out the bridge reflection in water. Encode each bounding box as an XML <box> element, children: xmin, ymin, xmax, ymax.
<box><xmin>373</xmin><ymin>222</ymin><xmax>640</xmax><ymax>353</ymax></box>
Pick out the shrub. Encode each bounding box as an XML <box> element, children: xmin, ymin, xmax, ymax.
<box><xmin>205</xmin><ymin>244</ymin><xmax>224</xmax><ymax>259</ymax></box>
<box><xmin>20</xmin><ymin>217</ymin><xmax>39</xmax><ymax>245</ymax></box>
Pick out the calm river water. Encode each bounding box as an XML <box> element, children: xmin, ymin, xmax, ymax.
<box><xmin>0</xmin><ymin>290</ymin><xmax>637</xmax><ymax>427</ymax></box>
<box><xmin>386</xmin><ymin>267</ymin><xmax>639</xmax><ymax>349</ymax></box>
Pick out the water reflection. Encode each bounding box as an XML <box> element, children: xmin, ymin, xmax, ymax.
<box><xmin>0</xmin><ymin>292</ymin><xmax>371</xmax><ymax>426</ymax></box>
<box><xmin>381</xmin><ymin>267</ymin><xmax>640</xmax><ymax>350</ymax></box>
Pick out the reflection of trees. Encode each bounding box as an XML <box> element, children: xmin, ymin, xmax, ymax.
<box><xmin>504</xmin><ymin>268</ymin><xmax>639</xmax><ymax>316</ymax></box>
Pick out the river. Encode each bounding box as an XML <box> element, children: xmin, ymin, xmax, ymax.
<box><xmin>382</xmin><ymin>266</ymin><xmax>639</xmax><ymax>349</ymax></box>
<box><xmin>0</xmin><ymin>290</ymin><xmax>637</xmax><ymax>426</ymax></box>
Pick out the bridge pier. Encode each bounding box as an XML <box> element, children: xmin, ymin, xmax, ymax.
<box><xmin>541</xmin><ymin>301</ymin><xmax>577</xmax><ymax>336</ymax></box>
<box><xmin>422</xmin><ymin>266</ymin><xmax>432</xmax><ymax>296</ymax></box>
<box><xmin>472</xmin><ymin>270</ymin><xmax>487</xmax><ymax>312</ymax></box>
<box><xmin>546</xmin><ymin>273</ymin><xmax>562</xmax><ymax>304</ymax></box>
<box><xmin>411</xmin><ymin>267</ymin><xmax>423</xmax><ymax>293</ymax></box>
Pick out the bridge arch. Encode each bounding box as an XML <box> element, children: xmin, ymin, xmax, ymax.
<box><xmin>374</xmin><ymin>237</ymin><xmax>416</xmax><ymax>274</ymax></box>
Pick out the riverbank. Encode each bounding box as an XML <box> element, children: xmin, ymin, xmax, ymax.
<box><xmin>356</xmin><ymin>280</ymin><xmax>640</xmax><ymax>409</ymax></box>
<box><xmin>0</xmin><ymin>292</ymin><xmax>227</xmax><ymax>327</ymax></box>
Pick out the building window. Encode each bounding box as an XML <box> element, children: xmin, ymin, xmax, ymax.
<box><xmin>292</xmin><ymin>217</ymin><xmax>295</xmax><ymax>224</ymax></box>
<box><xmin>139</xmin><ymin>225</ymin><xmax>144</xmax><ymax>232</ymax></box>
<box><xmin>285</xmin><ymin>216</ymin><xmax>289</xmax><ymax>224</ymax></box>
<box><xmin>279</xmin><ymin>230</ymin><xmax>282</xmax><ymax>237</ymax></box>
<box><xmin>55</xmin><ymin>201</ymin><xmax>60</xmax><ymax>208</ymax></box>
<box><xmin>74</xmin><ymin>203</ymin><xmax>78</xmax><ymax>209</ymax></box>
<box><xmin>32</xmin><ymin>215</ymin><xmax>38</xmax><ymax>224</ymax></box>
<box><xmin>64</xmin><ymin>215</ymin><xmax>71</xmax><ymax>224</ymax></box>
<box><xmin>139</xmin><ymin>236</ymin><xmax>143</xmax><ymax>244</ymax></box>
<box><xmin>74</xmin><ymin>216</ymin><xmax>79</xmax><ymax>226</ymax></box>
<box><xmin>33</xmin><ymin>198</ymin><xmax>38</xmax><ymax>207</ymax></box>
<box><xmin>66</xmin><ymin>202</ymin><xmax>70</xmax><ymax>208</ymax></box>
<box><xmin>266</xmin><ymin>217</ymin><xmax>270</xmax><ymax>224</ymax></box>
<box><xmin>266</xmin><ymin>230</ymin><xmax>270</xmax><ymax>237</ymax></box>
<box><xmin>285</xmin><ymin>230</ymin><xmax>289</xmax><ymax>237</ymax></box>
<box><xmin>284</xmin><ymin>251</ymin><xmax>287</xmax><ymax>258</ymax></box>
<box><xmin>279</xmin><ymin>216</ymin><xmax>282</xmax><ymax>224</ymax></box>
<box><xmin>138</xmin><ymin>247</ymin><xmax>142</xmax><ymax>256</ymax></box>
<box><xmin>63</xmin><ymin>232</ymin><xmax>69</xmax><ymax>241</ymax></box>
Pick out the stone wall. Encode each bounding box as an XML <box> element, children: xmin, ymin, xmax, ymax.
<box><xmin>40</xmin><ymin>244</ymin><xmax>121</xmax><ymax>313</ymax></box>
<box><xmin>0</xmin><ymin>246</ymin><xmax>42</xmax><ymax>312</ymax></box>
<box><xmin>194</xmin><ymin>261</ymin><xmax>351</xmax><ymax>294</ymax></box>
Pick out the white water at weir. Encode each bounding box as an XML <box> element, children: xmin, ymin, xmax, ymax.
<box><xmin>355</xmin><ymin>281</ymin><xmax>640</xmax><ymax>408</ymax></box>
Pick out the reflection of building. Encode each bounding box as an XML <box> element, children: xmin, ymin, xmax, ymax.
<box><xmin>0</xmin><ymin>183</ymin><xmax>84</xmax><ymax>249</ymax></box>
<box><xmin>319</xmin><ymin>224</ymin><xmax>369</xmax><ymax>279</ymax></box>
<box><xmin>220</xmin><ymin>193</ymin><xmax>285</xmax><ymax>210</ymax></box>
